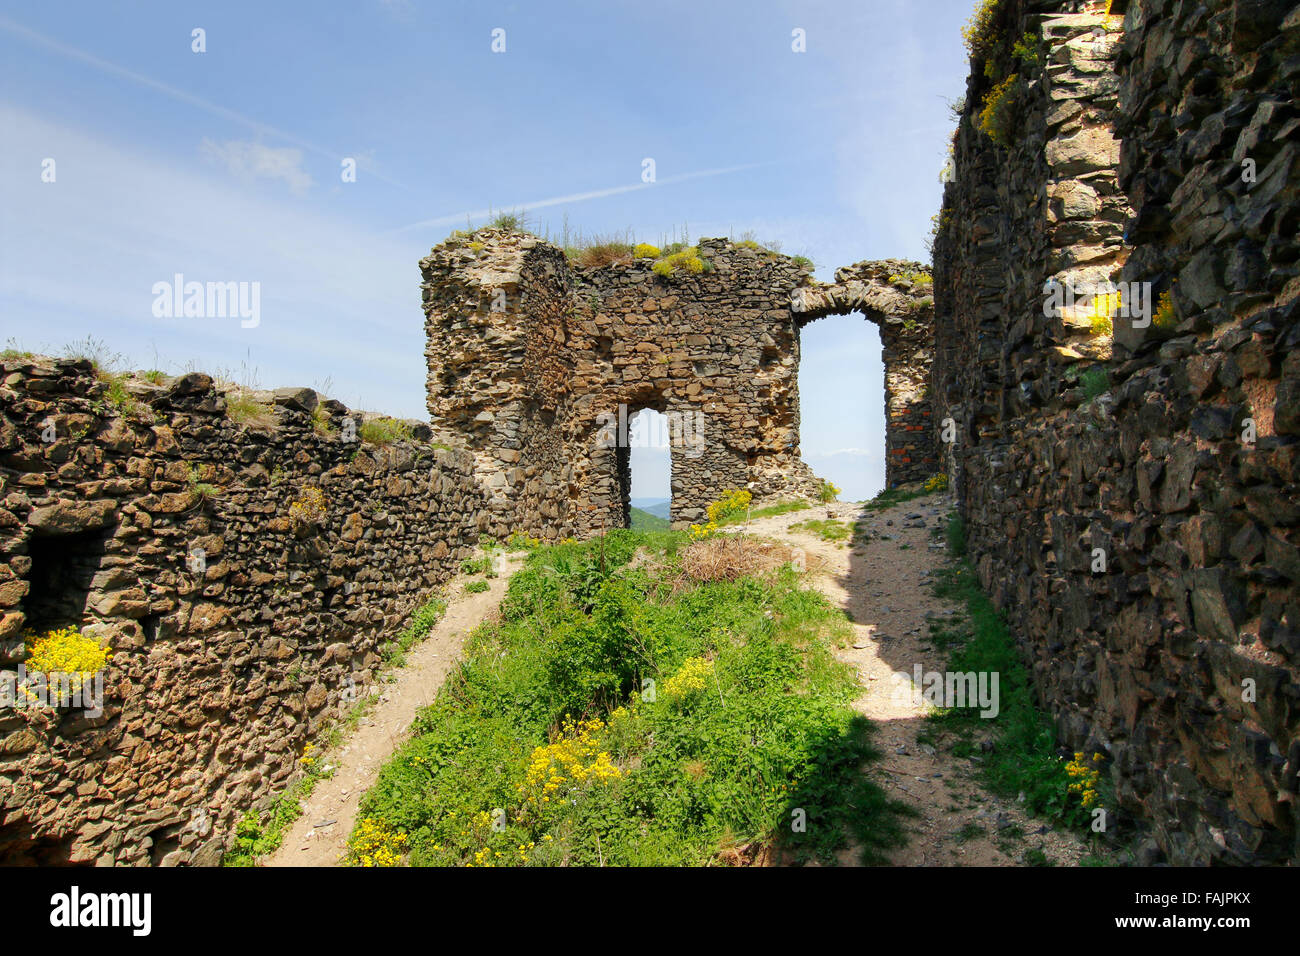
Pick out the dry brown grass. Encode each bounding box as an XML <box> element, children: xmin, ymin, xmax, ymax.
<box><xmin>681</xmin><ymin>534</ymin><xmax>809</xmax><ymax>583</ymax></box>
<box><xmin>573</xmin><ymin>241</ymin><xmax>635</xmax><ymax>268</ymax></box>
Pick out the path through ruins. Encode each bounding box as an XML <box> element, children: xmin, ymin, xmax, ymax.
<box><xmin>745</xmin><ymin>495</ymin><xmax>1087</xmax><ymax>866</ymax></box>
<box><xmin>267</xmin><ymin>497</ymin><xmax>1087</xmax><ymax>867</ymax></box>
<box><xmin>264</xmin><ymin>549</ymin><xmax>528</xmax><ymax>867</ymax></box>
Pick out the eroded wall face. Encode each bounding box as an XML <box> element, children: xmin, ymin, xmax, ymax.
<box><xmin>0</xmin><ymin>364</ymin><xmax>483</xmax><ymax>864</ymax></box>
<box><xmin>423</xmin><ymin>237</ymin><xmax>943</xmax><ymax>532</ymax></box>
<box><xmin>934</xmin><ymin>0</ymin><xmax>1300</xmax><ymax>864</ymax></box>
<box><xmin>423</xmin><ymin>235</ymin><xmax>828</xmax><ymax>533</ymax></box>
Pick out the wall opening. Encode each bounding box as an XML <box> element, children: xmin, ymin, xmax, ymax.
<box><xmin>796</xmin><ymin>312</ymin><xmax>887</xmax><ymax>502</ymax></box>
<box><xmin>22</xmin><ymin>528</ymin><xmax>113</xmax><ymax>633</ymax></box>
<box><xmin>622</xmin><ymin>408</ymin><xmax>673</xmax><ymax>530</ymax></box>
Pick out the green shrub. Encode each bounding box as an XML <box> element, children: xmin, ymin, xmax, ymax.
<box><xmin>360</xmin><ymin>417</ymin><xmax>413</xmax><ymax>445</ymax></box>
<box><xmin>652</xmin><ymin>247</ymin><xmax>708</xmax><ymax>277</ymax></box>
<box><xmin>978</xmin><ymin>74</ymin><xmax>1021</xmax><ymax>149</ymax></box>
<box><xmin>961</xmin><ymin>0</ymin><xmax>1004</xmax><ymax>61</ymax></box>
<box><xmin>1079</xmin><ymin>367</ymin><xmax>1109</xmax><ymax>402</ymax></box>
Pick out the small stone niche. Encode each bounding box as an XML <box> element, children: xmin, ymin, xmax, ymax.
<box><xmin>21</xmin><ymin>527</ymin><xmax>113</xmax><ymax>634</ymax></box>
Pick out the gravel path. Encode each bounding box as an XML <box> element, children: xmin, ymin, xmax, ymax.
<box><xmin>743</xmin><ymin>494</ymin><xmax>1088</xmax><ymax>866</ymax></box>
<box><xmin>263</xmin><ymin>550</ymin><xmax>528</xmax><ymax>867</ymax></box>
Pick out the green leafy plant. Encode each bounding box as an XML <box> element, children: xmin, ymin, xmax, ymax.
<box><xmin>978</xmin><ymin>74</ymin><xmax>1021</xmax><ymax>149</ymax></box>
<box><xmin>652</xmin><ymin>247</ymin><xmax>708</xmax><ymax>278</ymax></box>
<box><xmin>349</xmin><ymin>531</ymin><xmax>912</xmax><ymax>867</ymax></box>
<box><xmin>1079</xmin><ymin>367</ymin><xmax>1109</xmax><ymax>402</ymax></box>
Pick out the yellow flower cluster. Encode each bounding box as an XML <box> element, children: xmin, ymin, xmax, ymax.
<box><xmin>688</xmin><ymin>520</ymin><xmax>718</xmax><ymax>540</ymax></box>
<box><xmin>707</xmin><ymin>489</ymin><xmax>751</xmax><ymax>523</ymax></box>
<box><xmin>663</xmin><ymin>656</ymin><xmax>714</xmax><ymax>700</ymax></box>
<box><xmin>633</xmin><ymin>243</ymin><xmax>660</xmax><ymax>259</ymax></box>
<box><xmin>690</xmin><ymin>488</ymin><xmax>752</xmax><ymax>538</ymax></box>
<box><xmin>299</xmin><ymin>741</ymin><xmax>317</xmax><ymax>769</ymax></box>
<box><xmin>924</xmin><ymin>473</ymin><xmax>949</xmax><ymax>493</ymax></box>
<box><xmin>651</xmin><ymin>248</ymin><xmax>707</xmax><ymax>277</ymax></box>
<box><xmin>1087</xmin><ymin>289</ymin><xmax>1118</xmax><ymax>335</ymax></box>
<box><xmin>288</xmin><ymin>487</ymin><xmax>328</xmax><ymax>522</ymax></box>
<box><xmin>1066</xmin><ymin>751</ymin><xmax>1104</xmax><ymax>809</ymax></box>
<box><xmin>507</xmin><ymin>530</ymin><xmax>542</xmax><ymax>549</ymax></box>
<box><xmin>24</xmin><ymin>626</ymin><xmax>110</xmax><ymax>689</ymax></box>
<box><xmin>519</xmin><ymin>717</ymin><xmax>621</xmax><ymax>813</ymax></box>
<box><xmin>348</xmin><ymin>817</ymin><xmax>408</xmax><ymax>867</ymax></box>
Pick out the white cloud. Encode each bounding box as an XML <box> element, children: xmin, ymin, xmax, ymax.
<box><xmin>0</xmin><ymin>104</ymin><xmax>432</xmax><ymax>417</ymax></box>
<box><xmin>200</xmin><ymin>139</ymin><xmax>314</xmax><ymax>195</ymax></box>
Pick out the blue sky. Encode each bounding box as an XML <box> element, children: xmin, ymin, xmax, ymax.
<box><xmin>1</xmin><ymin>1</ymin><xmax>971</xmax><ymax>502</ymax></box>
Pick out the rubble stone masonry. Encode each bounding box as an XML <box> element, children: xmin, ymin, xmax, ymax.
<box><xmin>933</xmin><ymin>0</ymin><xmax>1299</xmax><ymax>863</ymax></box>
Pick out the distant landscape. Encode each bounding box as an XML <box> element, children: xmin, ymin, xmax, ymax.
<box><xmin>629</xmin><ymin>498</ymin><xmax>671</xmax><ymax>530</ymax></box>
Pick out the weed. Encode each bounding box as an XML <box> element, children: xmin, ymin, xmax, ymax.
<box><xmin>360</xmin><ymin>417</ymin><xmax>413</xmax><ymax>445</ymax></box>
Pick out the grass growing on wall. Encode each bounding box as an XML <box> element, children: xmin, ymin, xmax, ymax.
<box><xmin>347</xmin><ymin>530</ymin><xmax>911</xmax><ymax>866</ymax></box>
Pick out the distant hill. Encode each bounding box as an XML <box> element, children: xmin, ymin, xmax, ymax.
<box><xmin>630</xmin><ymin>507</ymin><xmax>670</xmax><ymax>531</ymax></box>
<box><xmin>630</xmin><ymin>497</ymin><xmax>672</xmax><ymax>520</ymax></box>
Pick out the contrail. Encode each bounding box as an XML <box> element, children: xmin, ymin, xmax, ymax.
<box><xmin>390</xmin><ymin>161</ymin><xmax>779</xmax><ymax>234</ymax></box>
<box><xmin>0</xmin><ymin>16</ymin><xmax>408</xmax><ymax>189</ymax></box>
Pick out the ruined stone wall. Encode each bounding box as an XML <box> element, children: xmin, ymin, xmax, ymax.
<box><xmin>422</xmin><ymin>233</ymin><xmax>939</xmax><ymax>532</ymax></box>
<box><xmin>0</xmin><ymin>359</ymin><xmax>484</xmax><ymax>864</ymax></box>
<box><xmin>933</xmin><ymin>0</ymin><xmax>1299</xmax><ymax>864</ymax></box>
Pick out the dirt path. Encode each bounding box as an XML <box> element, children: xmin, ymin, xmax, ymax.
<box><xmin>264</xmin><ymin>550</ymin><xmax>527</xmax><ymax>867</ymax></box>
<box><xmin>744</xmin><ymin>494</ymin><xmax>1087</xmax><ymax>866</ymax></box>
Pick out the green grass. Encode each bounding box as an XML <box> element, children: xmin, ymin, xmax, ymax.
<box><xmin>928</xmin><ymin>561</ymin><xmax>1109</xmax><ymax>834</ymax></box>
<box><xmin>629</xmin><ymin>507</ymin><xmax>670</xmax><ymax>531</ymax></box>
<box><xmin>225</xmin><ymin>390</ymin><xmax>277</xmax><ymax>429</ymax></box>
<box><xmin>359</xmin><ymin>416</ymin><xmax>413</xmax><ymax>445</ymax></box>
<box><xmin>862</xmin><ymin>484</ymin><xmax>940</xmax><ymax>512</ymax></box>
<box><xmin>465</xmin><ymin>580</ymin><xmax>490</xmax><ymax>594</ymax></box>
<box><xmin>379</xmin><ymin>598</ymin><xmax>448</xmax><ymax>668</ymax></box>
<box><xmin>715</xmin><ymin>500</ymin><xmax>810</xmax><ymax>527</ymax></box>
<box><xmin>460</xmin><ymin>556</ymin><xmax>493</xmax><ymax>576</ymax></box>
<box><xmin>789</xmin><ymin>518</ymin><xmax>852</xmax><ymax>543</ymax></box>
<box><xmin>349</xmin><ymin>530</ymin><xmax>911</xmax><ymax>866</ymax></box>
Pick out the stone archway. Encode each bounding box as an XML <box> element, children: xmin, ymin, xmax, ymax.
<box><xmin>793</xmin><ymin>260</ymin><xmax>939</xmax><ymax>488</ymax></box>
<box><xmin>420</xmin><ymin>232</ymin><xmax>938</xmax><ymax>539</ymax></box>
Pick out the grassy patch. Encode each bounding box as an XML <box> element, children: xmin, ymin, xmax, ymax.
<box><xmin>789</xmin><ymin>519</ymin><xmax>851</xmax><ymax>543</ymax></box>
<box><xmin>349</xmin><ymin>530</ymin><xmax>910</xmax><ymax>866</ymax></box>
<box><xmin>928</xmin><ymin>563</ymin><xmax>1110</xmax><ymax>834</ymax></box>
<box><xmin>225</xmin><ymin>390</ymin><xmax>277</xmax><ymax>429</ymax></box>
<box><xmin>716</xmin><ymin>500</ymin><xmax>810</xmax><ymax>527</ymax></box>
<box><xmin>359</xmin><ymin>416</ymin><xmax>413</xmax><ymax>445</ymax></box>
<box><xmin>862</xmin><ymin>483</ymin><xmax>942</xmax><ymax>512</ymax></box>
<box><xmin>630</xmin><ymin>507</ymin><xmax>670</xmax><ymax>531</ymax></box>
<box><xmin>379</xmin><ymin>597</ymin><xmax>448</xmax><ymax>669</ymax></box>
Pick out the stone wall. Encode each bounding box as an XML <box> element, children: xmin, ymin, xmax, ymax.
<box><xmin>422</xmin><ymin>233</ymin><xmax>938</xmax><ymax>532</ymax></box>
<box><xmin>0</xmin><ymin>359</ymin><xmax>484</xmax><ymax>864</ymax></box>
<box><xmin>933</xmin><ymin>0</ymin><xmax>1299</xmax><ymax>864</ymax></box>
